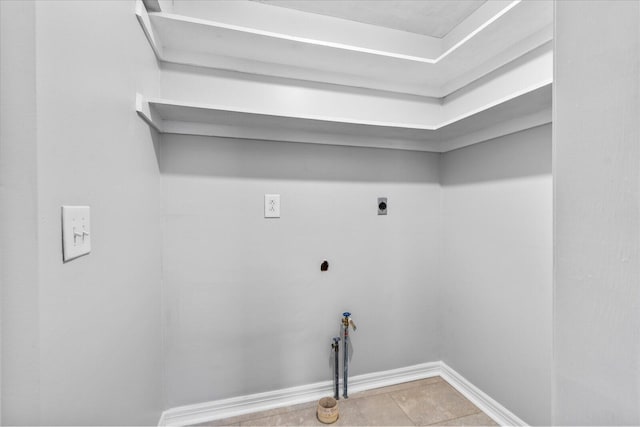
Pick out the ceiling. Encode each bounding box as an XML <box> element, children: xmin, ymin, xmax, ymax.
<box><xmin>250</xmin><ymin>0</ymin><xmax>487</xmax><ymax>38</ymax></box>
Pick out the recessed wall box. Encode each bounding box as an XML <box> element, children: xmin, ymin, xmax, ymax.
<box><xmin>378</xmin><ymin>198</ymin><xmax>388</xmax><ymax>215</ymax></box>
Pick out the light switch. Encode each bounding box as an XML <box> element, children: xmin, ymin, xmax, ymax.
<box><xmin>62</xmin><ymin>205</ymin><xmax>91</xmax><ymax>262</ymax></box>
<box><xmin>264</xmin><ymin>194</ymin><xmax>280</xmax><ymax>218</ymax></box>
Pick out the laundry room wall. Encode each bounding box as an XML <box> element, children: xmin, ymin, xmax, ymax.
<box><xmin>0</xmin><ymin>1</ymin><xmax>39</xmax><ymax>423</ymax></box>
<box><xmin>440</xmin><ymin>125</ymin><xmax>553</xmax><ymax>426</ymax></box>
<box><xmin>1</xmin><ymin>1</ymin><xmax>165</xmax><ymax>424</ymax></box>
<box><xmin>553</xmin><ymin>1</ymin><xmax>640</xmax><ymax>424</ymax></box>
<box><xmin>160</xmin><ymin>134</ymin><xmax>442</xmax><ymax>407</ymax></box>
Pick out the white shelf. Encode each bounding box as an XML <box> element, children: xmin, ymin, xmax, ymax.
<box><xmin>136</xmin><ymin>0</ymin><xmax>552</xmax><ymax>97</ymax></box>
<box><xmin>136</xmin><ymin>84</ymin><xmax>551</xmax><ymax>153</ymax></box>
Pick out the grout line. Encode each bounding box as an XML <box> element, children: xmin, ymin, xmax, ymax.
<box><xmin>388</xmin><ymin>376</ymin><xmax>485</xmax><ymax>427</ymax></box>
<box><xmin>438</xmin><ymin>378</ymin><xmax>485</xmax><ymax>422</ymax></box>
<box><xmin>385</xmin><ymin>391</ymin><xmax>418</xmax><ymax>426</ymax></box>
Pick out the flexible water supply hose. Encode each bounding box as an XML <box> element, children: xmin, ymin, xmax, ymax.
<box><xmin>341</xmin><ymin>312</ymin><xmax>356</xmax><ymax>398</ymax></box>
<box><xmin>332</xmin><ymin>337</ymin><xmax>340</xmax><ymax>400</ymax></box>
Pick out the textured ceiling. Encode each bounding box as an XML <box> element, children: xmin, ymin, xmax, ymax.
<box><xmin>250</xmin><ymin>0</ymin><xmax>487</xmax><ymax>38</ymax></box>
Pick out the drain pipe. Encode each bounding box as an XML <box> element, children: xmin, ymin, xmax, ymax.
<box><xmin>341</xmin><ymin>312</ymin><xmax>356</xmax><ymax>398</ymax></box>
<box><xmin>332</xmin><ymin>337</ymin><xmax>340</xmax><ymax>400</ymax></box>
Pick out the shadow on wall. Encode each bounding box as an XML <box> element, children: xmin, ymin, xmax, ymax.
<box><xmin>440</xmin><ymin>124</ymin><xmax>552</xmax><ymax>186</ymax></box>
<box><xmin>149</xmin><ymin>126</ymin><xmax>162</xmax><ymax>167</ymax></box>
<box><xmin>158</xmin><ymin>134</ymin><xmax>440</xmax><ymax>183</ymax></box>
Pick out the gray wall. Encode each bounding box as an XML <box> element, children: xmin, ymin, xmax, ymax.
<box><xmin>440</xmin><ymin>125</ymin><xmax>553</xmax><ymax>426</ymax></box>
<box><xmin>160</xmin><ymin>135</ymin><xmax>442</xmax><ymax>407</ymax></box>
<box><xmin>1</xmin><ymin>1</ymin><xmax>164</xmax><ymax>424</ymax></box>
<box><xmin>0</xmin><ymin>1</ymin><xmax>556</xmax><ymax>423</ymax></box>
<box><xmin>0</xmin><ymin>1</ymin><xmax>40</xmax><ymax>424</ymax></box>
<box><xmin>553</xmin><ymin>1</ymin><xmax>640</xmax><ymax>425</ymax></box>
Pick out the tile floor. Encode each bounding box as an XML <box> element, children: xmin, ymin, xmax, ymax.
<box><xmin>195</xmin><ymin>376</ymin><xmax>499</xmax><ymax>426</ymax></box>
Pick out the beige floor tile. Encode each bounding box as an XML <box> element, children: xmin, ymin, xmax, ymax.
<box><xmin>240</xmin><ymin>398</ymin><xmax>373</xmax><ymax>427</ymax></box>
<box><xmin>193</xmin><ymin>414</ymin><xmax>258</xmax><ymax>426</ymax></box>
<box><xmin>432</xmin><ymin>412</ymin><xmax>498</xmax><ymax>426</ymax></box>
<box><xmin>193</xmin><ymin>401</ymin><xmax>318</xmax><ymax>426</ymax></box>
<box><xmin>330</xmin><ymin>399</ymin><xmax>370</xmax><ymax>427</ymax></box>
<box><xmin>193</xmin><ymin>377</ymin><xmax>493</xmax><ymax>427</ymax></box>
<box><xmin>194</xmin><ymin>422</ymin><xmax>241</xmax><ymax>427</ymax></box>
<box><xmin>391</xmin><ymin>381</ymin><xmax>481</xmax><ymax>426</ymax></box>
<box><xmin>191</xmin><ymin>417</ymin><xmax>240</xmax><ymax>426</ymax></box>
<box><xmin>352</xmin><ymin>394</ymin><xmax>415</xmax><ymax>426</ymax></box>
<box><xmin>239</xmin><ymin>408</ymin><xmax>321</xmax><ymax>426</ymax></box>
<box><xmin>350</xmin><ymin>377</ymin><xmax>443</xmax><ymax>400</ymax></box>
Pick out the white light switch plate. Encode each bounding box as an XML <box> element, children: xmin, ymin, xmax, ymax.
<box><xmin>264</xmin><ymin>194</ymin><xmax>280</xmax><ymax>218</ymax></box>
<box><xmin>62</xmin><ymin>205</ymin><xmax>91</xmax><ymax>262</ymax></box>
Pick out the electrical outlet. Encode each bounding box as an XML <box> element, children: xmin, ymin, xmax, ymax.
<box><xmin>264</xmin><ymin>194</ymin><xmax>281</xmax><ymax>218</ymax></box>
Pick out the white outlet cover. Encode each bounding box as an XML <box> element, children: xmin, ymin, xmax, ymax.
<box><xmin>62</xmin><ymin>205</ymin><xmax>91</xmax><ymax>262</ymax></box>
<box><xmin>264</xmin><ymin>194</ymin><xmax>281</xmax><ymax>218</ymax></box>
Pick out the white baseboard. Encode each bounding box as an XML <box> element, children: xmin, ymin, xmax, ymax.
<box><xmin>159</xmin><ymin>361</ymin><xmax>527</xmax><ymax>427</ymax></box>
<box><xmin>157</xmin><ymin>412</ymin><xmax>167</xmax><ymax>427</ymax></box>
<box><xmin>439</xmin><ymin>363</ymin><xmax>528</xmax><ymax>427</ymax></box>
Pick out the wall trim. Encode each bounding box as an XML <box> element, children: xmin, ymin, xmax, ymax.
<box><xmin>159</xmin><ymin>361</ymin><xmax>527</xmax><ymax>426</ymax></box>
<box><xmin>157</xmin><ymin>412</ymin><xmax>167</xmax><ymax>427</ymax></box>
<box><xmin>440</xmin><ymin>363</ymin><xmax>528</xmax><ymax>427</ymax></box>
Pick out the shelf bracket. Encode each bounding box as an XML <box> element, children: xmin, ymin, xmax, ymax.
<box><xmin>136</xmin><ymin>94</ymin><xmax>164</xmax><ymax>133</ymax></box>
<box><xmin>135</xmin><ymin>0</ymin><xmax>164</xmax><ymax>60</ymax></box>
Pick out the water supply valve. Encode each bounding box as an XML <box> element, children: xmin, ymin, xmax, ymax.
<box><xmin>332</xmin><ymin>336</ymin><xmax>341</xmax><ymax>350</ymax></box>
<box><xmin>342</xmin><ymin>312</ymin><xmax>356</xmax><ymax>331</ymax></box>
